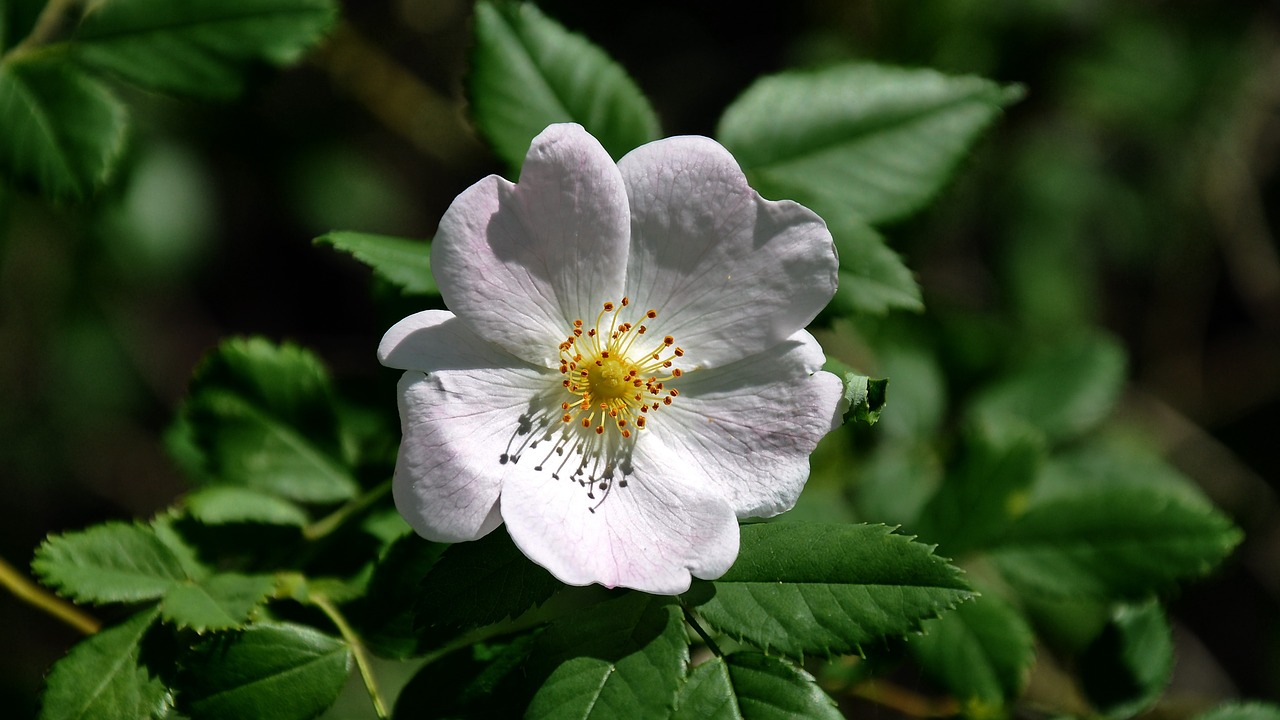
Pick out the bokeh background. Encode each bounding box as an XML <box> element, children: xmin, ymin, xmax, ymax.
<box><xmin>2</xmin><ymin>0</ymin><xmax>1278</xmax><ymax>715</ymax></box>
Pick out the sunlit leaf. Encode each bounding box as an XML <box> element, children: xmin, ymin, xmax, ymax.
<box><xmin>32</xmin><ymin>522</ymin><xmax>193</xmax><ymax>605</ymax></box>
<box><xmin>686</xmin><ymin>523</ymin><xmax>972</xmax><ymax>659</ymax></box>
<box><xmin>469</xmin><ymin>0</ymin><xmax>660</xmax><ymax>171</ymax></box>
<box><xmin>185</xmin><ymin>486</ymin><xmax>310</xmax><ymax>527</ymax></box>
<box><xmin>38</xmin><ymin>609</ymin><xmax>169</xmax><ymax>720</ymax></box>
<box><xmin>315</xmin><ymin>231</ymin><xmax>436</xmax><ymax>296</ymax></box>
<box><xmin>160</xmin><ymin>573</ymin><xmax>277</xmax><ymax>633</ymax></box>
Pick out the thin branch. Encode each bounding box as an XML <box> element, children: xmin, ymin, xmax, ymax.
<box><xmin>311</xmin><ymin>593</ymin><xmax>389</xmax><ymax>720</ymax></box>
<box><xmin>303</xmin><ymin>479</ymin><xmax>392</xmax><ymax>541</ymax></box>
<box><xmin>848</xmin><ymin>679</ymin><xmax>960</xmax><ymax>719</ymax></box>
<box><xmin>0</xmin><ymin>554</ymin><xmax>100</xmax><ymax>635</ymax></box>
<box><xmin>680</xmin><ymin>604</ymin><xmax>723</xmax><ymax>657</ymax></box>
<box><xmin>6</xmin><ymin>0</ymin><xmax>80</xmax><ymax>59</ymax></box>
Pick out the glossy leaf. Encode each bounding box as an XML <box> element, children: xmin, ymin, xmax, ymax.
<box><xmin>907</xmin><ymin>592</ymin><xmax>1034</xmax><ymax>711</ymax></box>
<box><xmin>525</xmin><ymin>592</ymin><xmax>688</xmax><ymax>720</ymax></box>
<box><xmin>160</xmin><ymin>573</ymin><xmax>277</xmax><ymax>633</ymax></box>
<box><xmin>673</xmin><ymin>653</ymin><xmax>843</xmax><ymax>720</ymax></box>
<box><xmin>38</xmin><ymin>609</ymin><xmax>169</xmax><ymax>720</ymax></box>
<box><xmin>74</xmin><ymin>0</ymin><xmax>338</xmax><ymax>99</ymax></box>
<box><xmin>32</xmin><ymin>522</ymin><xmax>193</xmax><ymax>604</ymax></box>
<box><xmin>469</xmin><ymin>0</ymin><xmax>660</xmax><ymax>171</ymax></box>
<box><xmin>685</xmin><ymin>523</ymin><xmax>972</xmax><ymax>659</ymax></box>
<box><xmin>988</xmin><ymin>488</ymin><xmax>1241</xmax><ymax>599</ymax></box>
<box><xmin>718</xmin><ymin>62</ymin><xmax>1021</xmax><ymax>226</ymax></box>
<box><xmin>0</xmin><ymin>57</ymin><xmax>127</xmax><ymax>200</ymax></box>
<box><xmin>315</xmin><ymin>231</ymin><xmax>436</xmax><ymax>295</ymax></box>
<box><xmin>180</xmin><ymin>622</ymin><xmax>351</xmax><ymax>720</ymax></box>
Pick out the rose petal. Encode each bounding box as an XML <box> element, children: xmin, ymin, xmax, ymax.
<box><xmin>618</xmin><ymin>135</ymin><xmax>838</xmax><ymax>369</ymax></box>
<box><xmin>433</xmin><ymin>123</ymin><xmax>630</xmax><ymax>366</ymax></box>
<box><xmin>645</xmin><ymin>330</ymin><xmax>843</xmax><ymax>519</ymax></box>
<box><xmin>500</xmin><ymin>442</ymin><xmax>740</xmax><ymax>594</ymax></box>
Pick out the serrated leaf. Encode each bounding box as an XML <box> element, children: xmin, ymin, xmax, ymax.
<box><xmin>673</xmin><ymin>653</ymin><xmax>843</xmax><ymax>720</ymax></box>
<box><xmin>315</xmin><ymin>231</ymin><xmax>436</xmax><ymax>295</ymax></box>
<box><xmin>916</xmin><ymin>426</ymin><xmax>1044</xmax><ymax>557</ymax></box>
<box><xmin>525</xmin><ymin>592</ymin><xmax>688</xmax><ymax>720</ymax></box>
<box><xmin>968</xmin><ymin>333</ymin><xmax>1127</xmax><ymax>443</ymax></box>
<box><xmin>179</xmin><ymin>338</ymin><xmax>358</xmax><ymax>503</ymax></box>
<box><xmin>0</xmin><ymin>56</ymin><xmax>127</xmax><ymax>200</ymax></box>
<box><xmin>161</xmin><ymin>573</ymin><xmax>277</xmax><ymax>632</ymax></box>
<box><xmin>38</xmin><ymin>608</ymin><xmax>169</xmax><ymax>720</ymax></box>
<box><xmin>907</xmin><ymin>592</ymin><xmax>1034</xmax><ymax>711</ymax></box>
<box><xmin>469</xmin><ymin>0</ymin><xmax>660</xmax><ymax>171</ymax></box>
<box><xmin>33</xmin><ymin>522</ymin><xmax>192</xmax><ymax>604</ymax></box>
<box><xmin>393</xmin><ymin>634</ymin><xmax>540</xmax><ymax>719</ymax></box>
<box><xmin>684</xmin><ymin>523</ymin><xmax>972</xmax><ymax>660</ymax></box>
<box><xmin>358</xmin><ymin>533</ymin><xmax>447</xmax><ymax>658</ymax></box>
<box><xmin>828</xmin><ymin>219</ymin><xmax>923</xmax><ymax>315</ymax></box>
<box><xmin>185</xmin><ymin>486</ymin><xmax>310</xmax><ymax>526</ymax></box>
<box><xmin>73</xmin><ymin>0</ymin><xmax>337</xmax><ymax>99</ymax></box>
<box><xmin>718</xmin><ymin>63</ymin><xmax>1021</xmax><ymax>226</ymax></box>
<box><xmin>988</xmin><ymin>488</ymin><xmax>1242</xmax><ymax>599</ymax></box>
<box><xmin>1196</xmin><ymin>703</ymin><xmax>1280</xmax><ymax>720</ymax></box>
<box><xmin>415</xmin><ymin>527</ymin><xmax>561</xmax><ymax>644</ymax></box>
<box><xmin>1079</xmin><ymin>602</ymin><xmax>1173</xmax><ymax>719</ymax></box>
<box><xmin>179</xmin><ymin>622</ymin><xmax>351</xmax><ymax>720</ymax></box>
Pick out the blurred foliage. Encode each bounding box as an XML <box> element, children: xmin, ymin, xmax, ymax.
<box><xmin>2</xmin><ymin>0</ymin><xmax>1279</xmax><ymax>717</ymax></box>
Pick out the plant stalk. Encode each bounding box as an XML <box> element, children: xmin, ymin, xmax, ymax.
<box><xmin>312</xmin><ymin>593</ymin><xmax>389</xmax><ymax>720</ymax></box>
<box><xmin>0</xmin><ymin>554</ymin><xmax>99</xmax><ymax>635</ymax></box>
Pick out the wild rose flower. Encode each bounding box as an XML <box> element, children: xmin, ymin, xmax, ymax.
<box><xmin>379</xmin><ymin>123</ymin><xmax>842</xmax><ymax>594</ymax></box>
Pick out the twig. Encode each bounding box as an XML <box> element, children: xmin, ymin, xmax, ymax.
<box><xmin>680</xmin><ymin>604</ymin><xmax>723</xmax><ymax>657</ymax></box>
<box><xmin>303</xmin><ymin>479</ymin><xmax>392</xmax><ymax>541</ymax></box>
<box><xmin>311</xmin><ymin>593</ymin><xmax>389</xmax><ymax>719</ymax></box>
<box><xmin>0</xmin><ymin>554</ymin><xmax>100</xmax><ymax>635</ymax></box>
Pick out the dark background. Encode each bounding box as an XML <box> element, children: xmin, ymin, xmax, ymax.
<box><xmin>2</xmin><ymin>0</ymin><xmax>1278</xmax><ymax>715</ymax></box>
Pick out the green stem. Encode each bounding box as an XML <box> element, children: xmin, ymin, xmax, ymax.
<box><xmin>0</xmin><ymin>554</ymin><xmax>99</xmax><ymax>635</ymax></box>
<box><xmin>303</xmin><ymin>480</ymin><xmax>392</xmax><ymax>541</ymax></box>
<box><xmin>311</xmin><ymin>593</ymin><xmax>389</xmax><ymax>720</ymax></box>
<box><xmin>680</xmin><ymin>604</ymin><xmax>723</xmax><ymax>657</ymax></box>
<box><xmin>6</xmin><ymin>0</ymin><xmax>80</xmax><ymax>59</ymax></box>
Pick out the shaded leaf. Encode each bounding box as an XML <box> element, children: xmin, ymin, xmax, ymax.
<box><xmin>824</xmin><ymin>357</ymin><xmax>888</xmax><ymax>427</ymax></box>
<box><xmin>673</xmin><ymin>653</ymin><xmax>842</xmax><ymax>720</ymax></box>
<box><xmin>358</xmin><ymin>533</ymin><xmax>447</xmax><ymax>658</ymax></box>
<box><xmin>180</xmin><ymin>622</ymin><xmax>351</xmax><ymax>720</ymax></box>
<box><xmin>315</xmin><ymin>231</ymin><xmax>436</xmax><ymax>295</ymax></box>
<box><xmin>393</xmin><ymin>634</ymin><xmax>540</xmax><ymax>720</ymax></box>
<box><xmin>1196</xmin><ymin>703</ymin><xmax>1280</xmax><ymax>720</ymax></box>
<box><xmin>74</xmin><ymin>0</ymin><xmax>337</xmax><ymax>99</ymax></box>
<box><xmin>0</xmin><ymin>57</ymin><xmax>127</xmax><ymax>200</ymax></box>
<box><xmin>39</xmin><ymin>608</ymin><xmax>169</xmax><ymax>720</ymax></box>
<box><xmin>33</xmin><ymin>522</ymin><xmax>192</xmax><ymax>605</ymax></box>
<box><xmin>718</xmin><ymin>62</ymin><xmax>1021</xmax><ymax>226</ymax></box>
<box><xmin>185</xmin><ymin>486</ymin><xmax>310</xmax><ymax>527</ymax></box>
<box><xmin>525</xmin><ymin>592</ymin><xmax>687</xmax><ymax>720</ymax></box>
<box><xmin>160</xmin><ymin>573</ymin><xmax>277</xmax><ymax>633</ymax></box>
<box><xmin>685</xmin><ymin>523</ymin><xmax>972</xmax><ymax>659</ymax></box>
<box><xmin>828</xmin><ymin>219</ymin><xmax>923</xmax><ymax>315</ymax></box>
<box><xmin>1079</xmin><ymin>602</ymin><xmax>1173</xmax><ymax>719</ymax></box>
<box><xmin>469</xmin><ymin>0</ymin><xmax>660</xmax><ymax>171</ymax></box>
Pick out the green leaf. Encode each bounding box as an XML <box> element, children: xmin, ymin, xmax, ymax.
<box><xmin>824</xmin><ymin>357</ymin><xmax>888</xmax><ymax>427</ymax></box>
<box><xmin>718</xmin><ymin>62</ymin><xmax>1021</xmax><ymax>226</ymax></box>
<box><xmin>393</xmin><ymin>634</ymin><xmax>540</xmax><ymax>719</ymax></box>
<box><xmin>185</xmin><ymin>486</ymin><xmax>310</xmax><ymax>526</ymax></box>
<box><xmin>968</xmin><ymin>334</ymin><xmax>1127</xmax><ymax>443</ymax></box>
<box><xmin>525</xmin><ymin>592</ymin><xmax>688</xmax><ymax>720</ymax></box>
<box><xmin>828</xmin><ymin>219</ymin><xmax>923</xmax><ymax>315</ymax></box>
<box><xmin>33</xmin><ymin>522</ymin><xmax>192</xmax><ymax>604</ymax></box>
<box><xmin>160</xmin><ymin>573</ymin><xmax>277</xmax><ymax>632</ymax></box>
<box><xmin>180</xmin><ymin>338</ymin><xmax>358</xmax><ymax>503</ymax></box>
<box><xmin>73</xmin><ymin>0</ymin><xmax>338</xmax><ymax>99</ymax></box>
<box><xmin>469</xmin><ymin>0</ymin><xmax>661</xmax><ymax>171</ymax></box>
<box><xmin>415</xmin><ymin>527</ymin><xmax>561</xmax><ymax>644</ymax></box>
<box><xmin>1079</xmin><ymin>602</ymin><xmax>1173</xmax><ymax>719</ymax></box>
<box><xmin>987</xmin><ymin>488</ymin><xmax>1242</xmax><ymax>599</ymax></box>
<box><xmin>685</xmin><ymin>523</ymin><xmax>972</xmax><ymax>659</ymax></box>
<box><xmin>1196</xmin><ymin>703</ymin><xmax>1280</xmax><ymax>720</ymax></box>
<box><xmin>179</xmin><ymin>622</ymin><xmax>352</xmax><ymax>720</ymax></box>
<box><xmin>916</xmin><ymin>426</ymin><xmax>1044</xmax><ymax>557</ymax></box>
<box><xmin>358</xmin><ymin>533</ymin><xmax>447</xmax><ymax>658</ymax></box>
<box><xmin>907</xmin><ymin>592</ymin><xmax>1034</xmax><ymax>712</ymax></box>
<box><xmin>0</xmin><ymin>57</ymin><xmax>127</xmax><ymax>200</ymax></box>
<box><xmin>673</xmin><ymin>653</ymin><xmax>843</xmax><ymax>720</ymax></box>
<box><xmin>1</xmin><ymin>0</ymin><xmax>45</xmax><ymax>54</ymax></box>
<box><xmin>314</xmin><ymin>231</ymin><xmax>436</xmax><ymax>295</ymax></box>
<box><xmin>39</xmin><ymin>608</ymin><xmax>169</xmax><ymax>720</ymax></box>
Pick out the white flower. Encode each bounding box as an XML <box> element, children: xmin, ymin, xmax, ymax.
<box><xmin>378</xmin><ymin>123</ymin><xmax>842</xmax><ymax>594</ymax></box>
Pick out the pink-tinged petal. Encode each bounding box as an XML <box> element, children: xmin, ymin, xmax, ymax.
<box><xmin>433</xmin><ymin>124</ymin><xmax>630</xmax><ymax>366</ymax></box>
<box><xmin>387</xmin><ymin>313</ymin><xmax>556</xmax><ymax>542</ymax></box>
<box><xmin>645</xmin><ymin>330</ymin><xmax>843</xmax><ymax>519</ymax></box>
<box><xmin>500</xmin><ymin>448</ymin><xmax>740</xmax><ymax>594</ymax></box>
<box><xmin>618</xmin><ymin>136</ymin><xmax>838</xmax><ymax>369</ymax></box>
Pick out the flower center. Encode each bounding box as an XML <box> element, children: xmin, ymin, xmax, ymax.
<box><xmin>557</xmin><ymin>298</ymin><xmax>683</xmax><ymax>439</ymax></box>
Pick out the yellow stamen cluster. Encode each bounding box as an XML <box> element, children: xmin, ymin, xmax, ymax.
<box><xmin>557</xmin><ymin>298</ymin><xmax>683</xmax><ymax>439</ymax></box>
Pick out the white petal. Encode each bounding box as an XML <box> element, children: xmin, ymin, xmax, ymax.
<box><xmin>646</xmin><ymin>331</ymin><xmax>843</xmax><ymax>519</ymax></box>
<box><xmin>500</xmin><ymin>443</ymin><xmax>740</xmax><ymax>594</ymax></box>
<box><xmin>618</xmin><ymin>136</ymin><xmax>838</xmax><ymax>369</ymax></box>
<box><xmin>387</xmin><ymin>314</ymin><xmax>556</xmax><ymax>542</ymax></box>
<box><xmin>432</xmin><ymin>124</ymin><xmax>630</xmax><ymax>366</ymax></box>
